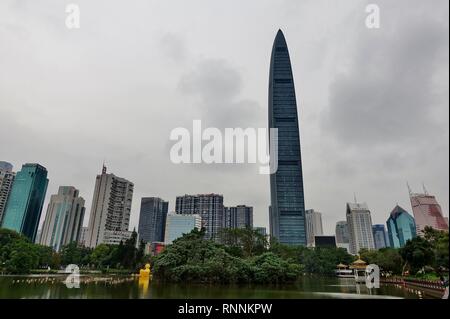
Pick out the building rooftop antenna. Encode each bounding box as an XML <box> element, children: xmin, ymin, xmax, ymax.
<box><xmin>407</xmin><ymin>182</ymin><xmax>413</xmax><ymax>196</ymax></box>
<box><xmin>353</xmin><ymin>193</ymin><xmax>358</xmax><ymax>204</ymax></box>
<box><xmin>102</xmin><ymin>160</ymin><xmax>107</xmax><ymax>174</ymax></box>
<box><xmin>422</xmin><ymin>182</ymin><xmax>429</xmax><ymax>195</ymax></box>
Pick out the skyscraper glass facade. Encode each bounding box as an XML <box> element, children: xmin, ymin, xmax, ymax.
<box><xmin>138</xmin><ymin>197</ymin><xmax>169</xmax><ymax>243</ymax></box>
<box><xmin>372</xmin><ymin>224</ymin><xmax>388</xmax><ymax>249</ymax></box>
<box><xmin>39</xmin><ymin>186</ymin><xmax>85</xmax><ymax>252</ymax></box>
<box><xmin>225</xmin><ymin>205</ymin><xmax>253</xmax><ymax>229</ymax></box>
<box><xmin>335</xmin><ymin>221</ymin><xmax>350</xmax><ymax>244</ymax></box>
<box><xmin>164</xmin><ymin>213</ymin><xmax>202</xmax><ymax>244</ymax></box>
<box><xmin>387</xmin><ymin>205</ymin><xmax>416</xmax><ymax>248</ymax></box>
<box><xmin>1</xmin><ymin>163</ymin><xmax>48</xmax><ymax>242</ymax></box>
<box><xmin>269</xmin><ymin>30</ymin><xmax>306</xmax><ymax>245</ymax></box>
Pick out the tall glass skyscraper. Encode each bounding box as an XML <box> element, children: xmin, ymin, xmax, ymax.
<box><xmin>138</xmin><ymin>197</ymin><xmax>169</xmax><ymax>243</ymax></box>
<box><xmin>372</xmin><ymin>224</ymin><xmax>388</xmax><ymax>249</ymax></box>
<box><xmin>387</xmin><ymin>205</ymin><xmax>416</xmax><ymax>248</ymax></box>
<box><xmin>1</xmin><ymin>163</ymin><xmax>49</xmax><ymax>242</ymax></box>
<box><xmin>269</xmin><ymin>30</ymin><xmax>306</xmax><ymax>245</ymax></box>
<box><xmin>39</xmin><ymin>186</ymin><xmax>85</xmax><ymax>252</ymax></box>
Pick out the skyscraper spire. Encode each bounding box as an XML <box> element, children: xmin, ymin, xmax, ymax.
<box><xmin>422</xmin><ymin>182</ymin><xmax>429</xmax><ymax>195</ymax></box>
<box><xmin>407</xmin><ymin>182</ymin><xmax>413</xmax><ymax>196</ymax></box>
<box><xmin>268</xmin><ymin>29</ymin><xmax>306</xmax><ymax>246</ymax></box>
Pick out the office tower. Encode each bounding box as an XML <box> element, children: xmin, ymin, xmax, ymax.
<box><xmin>175</xmin><ymin>194</ymin><xmax>224</xmax><ymax>241</ymax></box>
<box><xmin>408</xmin><ymin>186</ymin><xmax>448</xmax><ymax>234</ymax></box>
<box><xmin>1</xmin><ymin>163</ymin><xmax>48</xmax><ymax>241</ymax></box>
<box><xmin>372</xmin><ymin>224</ymin><xmax>388</xmax><ymax>250</ymax></box>
<box><xmin>335</xmin><ymin>221</ymin><xmax>350</xmax><ymax>244</ymax></box>
<box><xmin>305</xmin><ymin>209</ymin><xmax>324</xmax><ymax>247</ymax></box>
<box><xmin>0</xmin><ymin>161</ymin><xmax>15</xmax><ymax>225</ymax></box>
<box><xmin>346</xmin><ymin>202</ymin><xmax>375</xmax><ymax>255</ymax></box>
<box><xmin>164</xmin><ymin>213</ymin><xmax>202</xmax><ymax>244</ymax></box>
<box><xmin>86</xmin><ymin>165</ymin><xmax>134</xmax><ymax>248</ymax></box>
<box><xmin>254</xmin><ymin>227</ymin><xmax>267</xmax><ymax>237</ymax></box>
<box><xmin>387</xmin><ymin>205</ymin><xmax>417</xmax><ymax>248</ymax></box>
<box><xmin>138</xmin><ymin>197</ymin><xmax>169</xmax><ymax>243</ymax></box>
<box><xmin>314</xmin><ymin>236</ymin><xmax>336</xmax><ymax>248</ymax></box>
<box><xmin>224</xmin><ymin>205</ymin><xmax>253</xmax><ymax>229</ymax></box>
<box><xmin>39</xmin><ymin>186</ymin><xmax>85</xmax><ymax>252</ymax></box>
<box><xmin>268</xmin><ymin>30</ymin><xmax>307</xmax><ymax>246</ymax></box>
<box><xmin>78</xmin><ymin>226</ymin><xmax>88</xmax><ymax>246</ymax></box>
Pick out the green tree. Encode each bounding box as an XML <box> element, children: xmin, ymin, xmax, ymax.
<box><xmin>60</xmin><ymin>242</ymin><xmax>91</xmax><ymax>266</ymax></box>
<box><xmin>399</xmin><ymin>236</ymin><xmax>435</xmax><ymax>274</ymax></box>
<box><xmin>219</xmin><ymin>228</ymin><xmax>268</xmax><ymax>258</ymax></box>
<box><xmin>89</xmin><ymin>244</ymin><xmax>117</xmax><ymax>268</ymax></box>
<box><xmin>423</xmin><ymin>227</ymin><xmax>449</xmax><ymax>270</ymax></box>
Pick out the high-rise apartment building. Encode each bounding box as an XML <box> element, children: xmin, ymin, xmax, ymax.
<box><xmin>175</xmin><ymin>194</ymin><xmax>224</xmax><ymax>241</ymax></box>
<box><xmin>372</xmin><ymin>224</ymin><xmax>388</xmax><ymax>250</ymax></box>
<box><xmin>0</xmin><ymin>161</ymin><xmax>15</xmax><ymax>225</ymax></box>
<box><xmin>346</xmin><ymin>202</ymin><xmax>375</xmax><ymax>255</ymax></box>
<box><xmin>1</xmin><ymin>163</ymin><xmax>48</xmax><ymax>242</ymax></box>
<box><xmin>138</xmin><ymin>197</ymin><xmax>169</xmax><ymax>243</ymax></box>
<box><xmin>164</xmin><ymin>213</ymin><xmax>202</xmax><ymax>244</ymax></box>
<box><xmin>224</xmin><ymin>205</ymin><xmax>253</xmax><ymax>229</ymax></box>
<box><xmin>85</xmin><ymin>165</ymin><xmax>134</xmax><ymax>248</ymax></box>
<box><xmin>39</xmin><ymin>186</ymin><xmax>85</xmax><ymax>252</ymax></box>
<box><xmin>387</xmin><ymin>205</ymin><xmax>417</xmax><ymax>248</ymax></box>
<box><xmin>305</xmin><ymin>209</ymin><xmax>324</xmax><ymax>247</ymax></box>
<box><xmin>269</xmin><ymin>30</ymin><xmax>307</xmax><ymax>246</ymax></box>
<box><xmin>409</xmin><ymin>186</ymin><xmax>448</xmax><ymax>234</ymax></box>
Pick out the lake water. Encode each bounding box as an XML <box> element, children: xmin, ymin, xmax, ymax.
<box><xmin>0</xmin><ymin>275</ymin><xmax>432</xmax><ymax>299</ymax></box>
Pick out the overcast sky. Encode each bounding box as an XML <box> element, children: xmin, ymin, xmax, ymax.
<box><xmin>1</xmin><ymin>0</ymin><xmax>448</xmax><ymax>235</ymax></box>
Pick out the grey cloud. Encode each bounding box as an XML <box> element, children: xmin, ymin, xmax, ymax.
<box><xmin>178</xmin><ymin>59</ymin><xmax>263</xmax><ymax>128</ymax></box>
<box><xmin>324</xmin><ymin>0</ymin><xmax>449</xmax><ymax>147</ymax></box>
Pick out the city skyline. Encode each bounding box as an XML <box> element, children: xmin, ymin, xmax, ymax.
<box><xmin>0</xmin><ymin>0</ymin><xmax>448</xmax><ymax>236</ymax></box>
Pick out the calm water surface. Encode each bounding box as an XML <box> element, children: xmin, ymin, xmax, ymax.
<box><xmin>0</xmin><ymin>275</ymin><xmax>430</xmax><ymax>299</ymax></box>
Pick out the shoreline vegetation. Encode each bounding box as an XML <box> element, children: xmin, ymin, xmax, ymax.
<box><xmin>0</xmin><ymin>227</ymin><xmax>448</xmax><ymax>285</ymax></box>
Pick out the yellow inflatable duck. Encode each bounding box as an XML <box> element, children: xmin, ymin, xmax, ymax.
<box><xmin>139</xmin><ymin>263</ymin><xmax>152</xmax><ymax>279</ymax></box>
